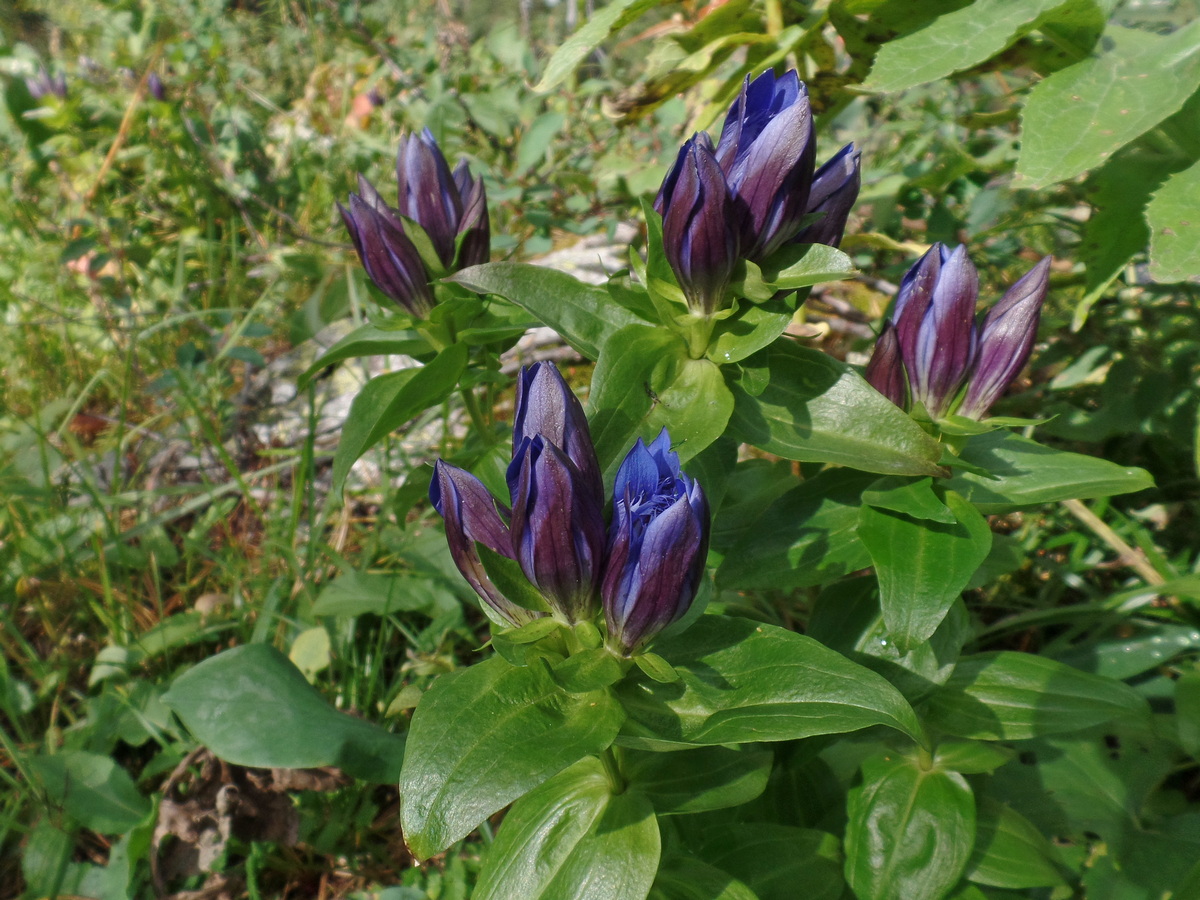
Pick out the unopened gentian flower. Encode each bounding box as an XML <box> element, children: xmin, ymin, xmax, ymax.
<box><xmin>339</xmin><ymin>128</ymin><xmax>489</xmax><ymax>318</ymax></box>
<box><xmin>603</xmin><ymin>430</ymin><xmax>709</xmax><ymax>656</ymax></box>
<box><xmin>865</xmin><ymin>245</ymin><xmax>1051</xmax><ymax>421</ymax></box>
<box><xmin>26</xmin><ymin>67</ymin><xmax>67</xmax><ymax>101</ymax></box>
<box><xmin>654</xmin><ymin>70</ymin><xmax>861</xmax><ymax>315</ymax></box>
<box><xmin>430</xmin><ymin>363</ymin><xmax>605</xmax><ymax>625</ymax></box>
<box><xmin>654</xmin><ymin>133</ymin><xmax>740</xmax><ymax>315</ymax></box>
<box><xmin>147</xmin><ymin>72</ymin><xmax>166</xmax><ymax>102</ymax></box>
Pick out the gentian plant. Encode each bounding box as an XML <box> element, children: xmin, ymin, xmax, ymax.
<box><xmin>166</xmin><ymin>65</ymin><xmax>1165</xmax><ymax>900</ymax></box>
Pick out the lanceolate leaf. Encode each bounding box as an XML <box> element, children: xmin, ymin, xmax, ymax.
<box><xmin>700</xmin><ymin>825</ymin><xmax>845</xmax><ymax>900</ymax></box>
<box><xmin>451</xmin><ymin>262</ymin><xmax>647</xmax><ymax>360</ymax></box>
<box><xmin>331</xmin><ymin>342</ymin><xmax>468</xmax><ymax>495</ymax></box>
<box><xmin>296</xmin><ymin>323</ymin><xmax>430</xmax><ymax>389</ymax></box>
<box><xmin>1146</xmin><ymin>157</ymin><xmax>1200</xmax><ymax>283</ymax></box>
<box><xmin>860</xmin><ymin>490</ymin><xmax>992</xmax><ymax>653</ymax></box>
<box><xmin>923</xmin><ymin>651</ymin><xmax>1151</xmax><ymax>741</ymax></box>
<box><xmin>943</xmin><ymin>430</ymin><xmax>1153</xmax><ymax>512</ymax></box>
<box><xmin>965</xmin><ymin>798</ymin><xmax>1067</xmax><ymax>889</ymax></box>
<box><xmin>615</xmin><ymin>615</ymin><xmax>924</xmax><ymax>749</ymax></box>
<box><xmin>400</xmin><ymin>656</ymin><xmax>625</xmax><ymax>860</ymax></box>
<box><xmin>473</xmin><ymin>757</ymin><xmax>659</xmax><ymax>900</ymax></box>
<box><xmin>728</xmin><ymin>341</ymin><xmax>944</xmax><ymax>477</ymax></box>
<box><xmin>845</xmin><ymin>753</ymin><xmax>975</xmax><ymax>900</ymax></box>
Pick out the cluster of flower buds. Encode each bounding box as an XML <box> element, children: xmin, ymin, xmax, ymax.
<box><xmin>25</xmin><ymin>67</ymin><xmax>67</xmax><ymax>101</ymax></box>
<box><xmin>654</xmin><ymin>69</ymin><xmax>861</xmax><ymax>315</ymax></box>
<box><xmin>339</xmin><ymin>128</ymin><xmax>489</xmax><ymax>318</ymax></box>
<box><xmin>430</xmin><ymin>363</ymin><xmax>709</xmax><ymax>655</ymax></box>
<box><xmin>864</xmin><ymin>244</ymin><xmax>1052</xmax><ymax>421</ymax></box>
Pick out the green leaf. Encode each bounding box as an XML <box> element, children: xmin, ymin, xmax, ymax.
<box><xmin>310</xmin><ymin>570</ymin><xmax>460</xmax><ymax>618</ymax></box>
<box><xmin>715</xmin><ymin>469</ymin><xmax>873</xmax><ymax>592</ymax></box>
<box><xmin>399</xmin><ymin>656</ymin><xmax>625</xmax><ymax>859</ymax></box>
<box><xmin>331</xmin><ymin>343</ymin><xmax>468</xmax><ymax>495</ymax></box>
<box><xmin>29</xmin><ymin>752</ymin><xmax>151</xmax><ymax>834</ymax></box>
<box><xmin>452</xmin><ymin>262</ymin><xmax>647</xmax><ymax>360</ymax></box>
<box><xmin>728</xmin><ymin>341</ymin><xmax>945</xmax><ymax>477</ymax></box>
<box><xmin>1017</xmin><ymin>21</ymin><xmax>1200</xmax><ymax>188</ymax></box>
<box><xmin>707</xmin><ymin>304</ymin><xmax>795</xmax><ymax>366</ymax></box>
<box><xmin>624</xmin><ymin>746</ymin><xmax>772</xmax><ymax>815</ymax></box>
<box><xmin>551</xmin><ymin>648</ymin><xmax>627</xmax><ymax>694</ymax></box>
<box><xmin>862</xmin><ymin>476</ymin><xmax>955</xmax><ymax>523</ymax></box>
<box><xmin>649</xmin><ymin>854</ymin><xmax>760</xmax><ymax>900</ymax></box>
<box><xmin>644</xmin><ymin>356</ymin><xmax>735</xmax><ymax>466</ymax></box>
<box><xmin>700</xmin><ymin>825</ymin><xmax>844</xmax><ymax>900</ymax></box>
<box><xmin>1146</xmin><ymin>156</ymin><xmax>1200</xmax><ymax>282</ymax></box>
<box><xmin>845</xmin><ymin>753</ymin><xmax>975</xmax><ymax>900</ymax></box>
<box><xmin>473</xmin><ymin>757</ymin><xmax>660</xmax><ymax>900</ymax></box>
<box><xmin>965</xmin><ymin>798</ymin><xmax>1066</xmax><ymax>889</ymax></box>
<box><xmin>1176</xmin><ymin>669</ymin><xmax>1200</xmax><ymax>756</ymax></box>
<box><xmin>517</xmin><ymin>111</ymin><xmax>566</xmax><ymax>174</ymax></box>
<box><xmin>746</xmin><ymin>242</ymin><xmax>857</xmax><ymax>293</ymax></box>
<box><xmin>863</xmin><ymin>0</ymin><xmax>1097</xmax><ymax>94</ymax></box>
<box><xmin>933</xmin><ymin>740</ymin><xmax>1015</xmax><ymax>776</ymax></box>
<box><xmin>923</xmin><ymin>651</ymin><xmax>1151</xmax><ymax>741</ymax></box>
<box><xmin>296</xmin><ymin>324</ymin><xmax>429</xmax><ymax>389</ymax></box>
<box><xmin>163</xmin><ymin>644</ymin><xmax>406</xmax><ymax>782</ymax></box>
<box><xmin>943</xmin><ymin>431</ymin><xmax>1154</xmax><ymax>513</ymax></box>
<box><xmin>860</xmin><ymin>490</ymin><xmax>992</xmax><ymax>653</ymax></box>
<box><xmin>616</xmin><ymin>615</ymin><xmax>925</xmax><ymax>748</ymax></box>
<box><xmin>534</xmin><ymin>0</ymin><xmax>661</xmax><ymax>92</ymax></box>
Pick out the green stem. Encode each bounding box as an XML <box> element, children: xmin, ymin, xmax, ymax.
<box><xmin>600</xmin><ymin>746</ymin><xmax>626</xmax><ymax>794</ymax></box>
<box><xmin>459</xmin><ymin>385</ymin><xmax>491</xmax><ymax>439</ymax></box>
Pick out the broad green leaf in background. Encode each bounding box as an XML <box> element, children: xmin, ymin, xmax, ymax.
<box><xmin>399</xmin><ymin>656</ymin><xmax>625</xmax><ymax>860</ymax></box>
<box><xmin>516</xmin><ymin>111</ymin><xmax>566</xmax><ymax>174</ymax></box>
<box><xmin>534</xmin><ymin>0</ymin><xmax>661</xmax><ymax>92</ymax></box>
<box><xmin>648</xmin><ymin>853</ymin><xmax>760</xmax><ymax>900</ymax></box>
<box><xmin>473</xmin><ymin>757</ymin><xmax>660</xmax><ymax>900</ymax></box>
<box><xmin>728</xmin><ymin>341</ymin><xmax>945</xmax><ymax>476</ymax></box>
<box><xmin>863</xmin><ymin>0</ymin><xmax>1102</xmax><ymax>94</ymax></box>
<box><xmin>715</xmin><ymin>469</ymin><xmax>873</xmax><ymax>592</ymax></box>
<box><xmin>1177</xmin><ymin>669</ymin><xmax>1200</xmax><ymax>757</ymax></box>
<box><xmin>310</xmin><ymin>570</ymin><xmax>460</xmax><ymax>618</ymax></box>
<box><xmin>922</xmin><ymin>651</ymin><xmax>1151</xmax><ymax>741</ymax></box>
<box><xmin>1018</xmin><ymin>21</ymin><xmax>1200</xmax><ymax>188</ymax></box>
<box><xmin>859</xmin><ymin>490</ymin><xmax>992</xmax><ymax>653</ymax></box>
<box><xmin>616</xmin><ymin>615</ymin><xmax>925</xmax><ymax>748</ymax></box>
<box><xmin>1146</xmin><ymin>157</ymin><xmax>1200</xmax><ymax>282</ymax></box>
<box><xmin>162</xmin><ymin>644</ymin><xmax>406</xmax><ymax>782</ymax></box>
<box><xmin>331</xmin><ymin>342</ymin><xmax>467</xmax><ymax>495</ymax></box>
<box><xmin>943</xmin><ymin>431</ymin><xmax>1153</xmax><ymax>513</ymax></box>
<box><xmin>965</xmin><ymin>798</ymin><xmax>1067</xmax><ymax>889</ymax></box>
<box><xmin>624</xmin><ymin>746</ymin><xmax>772</xmax><ymax>815</ymax></box>
<box><xmin>844</xmin><ymin>753</ymin><xmax>976</xmax><ymax>900</ymax></box>
<box><xmin>451</xmin><ymin>262</ymin><xmax>647</xmax><ymax>360</ymax></box>
<box><xmin>28</xmin><ymin>752</ymin><xmax>151</xmax><ymax>834</ymax></box>
<box><xmin>699</xmin><ymin>825</ymin><xmax>845</xmax><ymax>900</ymax></box>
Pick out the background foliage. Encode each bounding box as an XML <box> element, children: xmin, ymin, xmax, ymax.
<box><xmin>2</xmin><ymin>0</ymin><xmax>1199</xmax><ymax>898</ymax></box>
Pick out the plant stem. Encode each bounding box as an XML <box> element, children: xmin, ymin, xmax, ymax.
<box><xmin>1060</xmin><ymin>498</ymin><xmax>1165</xmax><ymax>586</ymax></box>
<box><xmin>600</xmin><ymin>746</ymin><xmax>626</xmax><ymax>794</ymax></box>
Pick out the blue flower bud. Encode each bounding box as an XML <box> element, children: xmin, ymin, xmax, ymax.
<box><xmin>794</xmin><ymin>143</ymin><xmax>861</xmax><ymax>248</ymax></box>
<box><xmin>25</xmin><ymin>67</ymin><xmax>67</xmax><ymax>101</ymax></box>
<box><xmin>452</xmin><ymin>159</ymin><xmax>491</xmax><ymax>269</ymax></box>
<box><xmin>338</xmin><ymin>175</ymin><xmax>436</xmax><ymax>318</ymax></box>
<box><xmin>429</xmin><ymin>461</ymin><xmax>541</xmax><ymax>628</ymax></box>
<box><xmin>654</xmin><ymin>132</ymin><xmax>740</xmax><ymax>316</ymax></box>
<box><xmin>715</xmin><ymin>70</ymin><xmax>816</xmax><ymax>262</ymax></box>
<box><xmin>957</xmin><ymin>256</ymin><xmax>1052</xmax><ymax>420</ymax></box>
<box><xmin>863</xmin><ymin>322</ymin><xmax>906</xmax><ymax>409</ymax></box>
<box><xmin>147</xmin><ymin>72</ymin><xmax>166</xmax><ymax>102</ymax></box>
<box><xmin>602</xmin><ymin>430</ymin><xmax>709</xmax><ymax>656</ymax></box>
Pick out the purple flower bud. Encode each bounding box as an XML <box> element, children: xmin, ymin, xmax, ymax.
<box><xmin>507</xmin><ymin>436</ymin><xmax>607</xmax><ymax>623</ymax></box>
<box><xmin>429</xmin><ymin>461</ymin><xmax>542</xmax><ymax>628</ymax></box>
<box><xmin>513</xmin><ymin>363</ymin><xmax>604</xmax><ymax>508</ymax></box>
<box><xmin>338</xmin><ymin>175</ymin><xmax>436</xmax><ymax>317</ymax></box>
<box><xmin>864</xmin><ymin>322</ymin><xmax>906</xmax><ymax>409</ymax></box>
<box><xmin>654</xmin><ymin>132</ymin><xmax>740</xmax><ymax>315</ymax></box>
<box><xmin>889</xmin><ymin>244</ymin><xmax>978</xmax><ymax>419</ymax></box>
<box><xmin>715</xmin><ymin>70</ymin><xmax>816</xmax><ymax>262</ymax></box>
<box><xmin>395</xmin><ymin>128</ymin><xmax>490</xmax><ymax>271</ymax></box>
<box><xmin>147</xmin><ymin>72</ymin><xmax>166</xmax><ymax>102</ymax></box>
<box><xmin>26</xmin><ymin>67</ymin><xmax>67</xmax><ymax>101</ymax></box>
<box><xmin>794</xmin><ymin>143</ymin><xmax>861</xmax><ymax>248</ymax></box>
<box><xmin>603</xmin><ymin>430</ymin><xmax>709</xmax><ymax>656</ymax></box>
<box><xmin>957</xmin><ymin>256</ymin><xmax>1052</xmax><ymax>419</ymax></box>
<box><xmin>865</xmin><ymin>247</ymin><xmax>1053</xmax><ymax>421</ymax></box>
